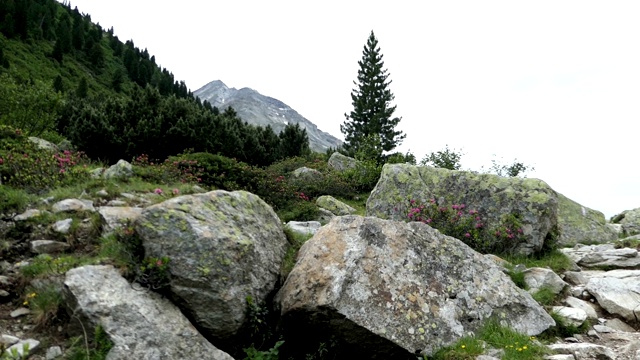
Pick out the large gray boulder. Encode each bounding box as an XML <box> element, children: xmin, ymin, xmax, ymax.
<box><xmin>560</xmin><ymin>244</ymin><xmax>640</xmax><ymax>269</ymax></box>
<box><xmin>585</xmin><ymin>269</ymin><xmax>640</xmax><ymax>323</ymax></box>
<box><xmin>97</xmin><ymin>206</ymin><xmax>143</xmax><ymax>236</ymax></box>
<box><xmin>103</xmin><ymin>159</ymin><xmax>134</xmax><ymax>179</ymax></box>
<box><xmin>366</xmin><ymin>164</ymin><xmax>559</xmax><ymax>255</ymax></box>
<box><xmin>327</xmin><ymin>152</ymin><xmax>358</xmax><ymax>172</ymax></box>
<box><xmin>316</xmin><ymin>195</ymin><xmax>356</xmax><ymax>216</ymax></box>
<box><xmin>63</xmin><ymin>265</ymin><xmax>233</xmax><ymax>360</ymax></box>
<box><xmin>612</xmin><ymin>208</ymin><xmax>640</xmax><ymax>236</ymax></box>
<box><xmin>134</xmin><ymin>190</ymin><xmax>288</xmax><ymax>344</ymax></box>
<box><xmin>278</xmin><ymin>216</ymin><xmax>554</xmax><ymax>358</ymax></box>
<box><xmin>557</xmin><ymin>193</ymin><xmax>617</xmax><ymax>246</ymax></box>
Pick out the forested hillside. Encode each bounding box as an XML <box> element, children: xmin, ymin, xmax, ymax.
<box><xmin>0</xmin><ymin>0</ymin><xmax>310</xmax><ymax>166</ymax></box>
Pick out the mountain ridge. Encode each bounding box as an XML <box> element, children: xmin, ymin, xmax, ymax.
<box><xmin>194</xmin><ymin>80</ymin><xmax>343</xmax><ymax>152</ymax></box>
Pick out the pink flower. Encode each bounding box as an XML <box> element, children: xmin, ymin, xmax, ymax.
<box><xmin>172</xmin><ymin>188</ymin><xmax>180</xmax><ymax>195</ymax></box>
<box><xmin>154</xmin><ymin>188</ymin><xmax>163</xmax><ymax>195</ymax></box>
<box><xmin>464</xmin><ymin>233</ymin><xmax>471</xmax><ymax>238</ymax></box>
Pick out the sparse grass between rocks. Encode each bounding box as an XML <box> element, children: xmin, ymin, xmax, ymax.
<box><xmin>503</xmin><ymin>249</ymin><xmax>574</xmax><ymax>274</ymax></box>
<box><xmin>429</xmin><ymin>318</ymin><xmax>550</xmax><ymax>360</ymax></box>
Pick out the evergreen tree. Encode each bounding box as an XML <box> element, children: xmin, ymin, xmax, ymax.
<box><xmin>279</xmin><ymin>123</ymin><xmax>310</xmax><ymax>159</ymax></box>
<box><xmin>75</xmin><ymin>77</ymin><xmax>88</xmax><ymax>98</ymax></box>
<box><xmin>341</xmin><ymin>30</ymin><xmax>405</xmax><ymax>161</ymax></box>
<box><xmin>53</xmin><ymin>74</ymin><xmax>64</xmax><ymax>93</ymax></box>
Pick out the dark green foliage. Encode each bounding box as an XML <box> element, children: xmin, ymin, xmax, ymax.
<box><xmin>52</xmin><ymin>74</ymin><xmax>63</xmax><ymax>92</ymax></box>
<box><xmin>170</xmin><ymin>152</ymin><xmax>255</xmax><ymax>191</ymax></box>
<box><xmin>0</xmin><ymin>74</ymin><xmax>63</xmax><ymax>136</ymax></box>
<box><xmin>279</xmin><ymin>123</ymin><xmax>310</xmax><ymax>159</ymax></box>
<box><xmin>111</xmin><ymin>68</ymin><xmax>124</xmax><ymax>92</ymax></box>
<box><xmin>75</xmin><ymin>77</ymin><xmax>88</xmax><ymax>98</ymax></box>
<box><xmin>341</xmin><ymin>30</ymin><xmax>405</xmax><ymax>159</ymax></box>
<box><xmin>0</xmin><ymin>125</ymin><xmax>90</xmax><ymax>193</ymax></box>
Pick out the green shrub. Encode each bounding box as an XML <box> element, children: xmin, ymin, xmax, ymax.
<box><xmin>132</xmin><ymin>153</ymin><xmax>204</xmax><ymax>185</ymax></box>
<box><xmin>0</xmin><ymin>125</ymin><xmax>90</xmax><ymax>192</ymax></box>
<box><xmin>65</xmin><ymin>325</ymin><xmax>113</xmax><ymax>360</ymax></box>
<box><xmin>420</xmin><ymin>145</ymin><xmax>463</xmax><ymax>170</ymax></box>
<box><xmin>0</xmin><ymin>185</ymin><xmax>32</xmax><ymax>214</ymax></box>
<box><xmin>404</xmin><ymin>198</ymin><xmax>525</xmax><ymax>255</ymax></box>
<box><xmin>23</xmin><ymin>284</ymin><xmax>64</xmax><ymax>328</ymax></box>
<box><xmin>338</xmin><ymin>159</ymin><xmax>381</xmax><ymax>193</ymax></box>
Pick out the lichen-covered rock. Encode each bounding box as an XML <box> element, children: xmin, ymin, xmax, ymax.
<box><xmin>557</xmin><ymin>193</ymin><xmax>617</xmax><ymax>246</ymax></box>
<box><xmin>97</xmin><ymin>206</ymin><xmax>143</xmax><ymax>236</ymax></box>
<box><xmin>134</xmin><ymin>190</ymin><xmax>287</xmax><ymax>344</ymax></box>
<box><xmin>51</xmin><ymin>199</ymin><xmax>95</xmax><ymax>213</ymax></box>
<box><xmin>613</xmin><ymin>208</ymin><xmax>640</xmax><ymax>236</ymax></box>
<box><xmin>327</xmin><ymin>152</ymin><xmax>358</xmax><ymax>172</ymax></box>
<box><xmin>278</xmin><ymin>216</ymin><xmax>554</xmax><ymax>358</ymax></box>
<box><xmin>285</xmin><ymin>221</ymin><xmax>322</xmax><ymax>236</ymax></box>
<box><xmin>103</xmin><ymin>159</ymin><xmax>133</xmax><ymax>179</ymax></box>
<box><xmin>28</xmin><ymin>136</ymin><xmax>58</xmax><ymax>152</ymax></box>
<box><xmin>366</xmin><ymin>164</ymin><xmax>559</xmax><ymax>255</ymax></box>
<box><xmin>63</xmin><ymin>265</ymin><xmax>233</xmax><ymax>360</ymax></box>
<box><xmin>291</xmin><ymin>167</ymin><xmax>323</xmax><ymax>181</ymax></box>
<box><xmin>316</xmin><ymin>195</ymin><xmax>356</xmax><ymax>216</ymax></box>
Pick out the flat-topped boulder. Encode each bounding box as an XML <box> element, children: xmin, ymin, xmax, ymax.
<box><xmin>367</xmin><ymin>164</ymin><xmax>559</xmax><ymax>255</ymax></box>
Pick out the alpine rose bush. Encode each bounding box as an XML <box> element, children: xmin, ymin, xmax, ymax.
<box><xmin>405</xmin><ymin>198</ymin><xmax>525</xmax><ymax>255</ymax></box>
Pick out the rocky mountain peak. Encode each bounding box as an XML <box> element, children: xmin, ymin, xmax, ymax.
<box><xmin>194</xmin><ymin>80</ymin><xmax>342</xmax><ymax>152</ymax></box>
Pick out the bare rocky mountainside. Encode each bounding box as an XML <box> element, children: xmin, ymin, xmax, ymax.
<box><xmin>194</xmin><ymin>80</ymin><xmax>343</xmax><ymax>152</ymax></box>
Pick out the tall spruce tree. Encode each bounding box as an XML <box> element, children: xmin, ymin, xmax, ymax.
<box><xmin>341</xmin><ymin>31</ymin><xmax>405</xmax><ymax>161</ymax></box>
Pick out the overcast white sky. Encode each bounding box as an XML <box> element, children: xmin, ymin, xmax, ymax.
<box><xmin>64</xmin><ymin>0</ymin><xmax>640</xmax><ymax>219</ymax></box>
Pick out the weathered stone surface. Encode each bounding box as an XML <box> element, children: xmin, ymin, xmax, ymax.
<box><xmin>64</xmin><ymin>265</ymin><xmax>233</xmax><ymax>360</ymax></box>
<box><xmin>28</xmin><ymin>136</ymin><xmax>58</xmax><ymax>152</ymax></box>
<box><xmin>103</xmin><ymin>159</ymin><xmax>133</xmax><ymax>179</ymax></box>
<box><xmin>366</xmin><ymin>164</ymin><xmax>559</xmax><ymax>255</ymax></box>
<box><xmin>3</xmin><ymin>338</ymin><xmax>39</xmax><ymax>358</ymax></box>
<box><xmin>563</xmin><ymin>271</ymin><xmax>588</xmax><ymax>286</ymax></box>
<box><xmin>564</xmin><ymin>296</ymin><xmax>598</xmax><ymax>320</ymax></box>
<box><xmin>523</xmin><ymin>267</ymin><xmax>567</xmax><ymax>295</ymax></box>
<box><xmin>327</xmin><ymin>152</ymin><xmax>358</xmax><ymax>172</ymax></box>
<box><xmin>97</xmin><ymin>206</ymin><xmax>142</xmax><ymax>236</ymax></box>
<box><xmin>14</xmin><ymin>209</ymin><xmax>42</xmax><ymax>221</ymax></box>
<box><xmin>604</xmin><ymin>318</ymin><xmax>636</xmax><ymax>332</ymax></box>
<box><xmin>52</xmin><ymin>218</ymin><xmax>73</xmax><ymax>234</ymax></box>
<box><xmin>613</xmin><ymin>208</ymin><xmax>640</xmax><ymax>236</ymax></box>
<box><xmin>560</xmin><ymin>244</ymin><xmax>640</xmax><ymax>268</ymax></box>
<box><xmin>278</xmin><ymin>216</ymin><xmax>554</xmax><ymax>358</ymax></box>
<box><xmin>45</xmin><ymin>345</ymin><xmax>63</xmax><ymax>360</ymax></box>
<box><xmin>585</xmin><ymin>270</ymin><xmax>640</xmax><ymax>322</ymax></box>
<box><xmin>30</xmin><ymin>240</ymin><xmax>70</xmax><ymax>254</ymax></box>
<box><xmin>316</xmin><ymin>195</ymin><xmax>356</xmax><ymax>216</ymax></box>
<box><xmin>10</xmin><ymin>308</ymin><xmax>30</xmax><ymax>318</ymax></box>
<box><xmin>556</xmin><ymin>193</ymin><xmax>618</xmax><ymax>246</ymax></box>
<box><xmin>135</xmin><ymin>190</ymin><xmax>287</xmax><ymax>343</ymax></box>
<box><xmin>551</xmin><ymin>306</ymin><xmax>587</xmax><ymax>327</ymax></box>
<box><xmin>285</xmin><ymin>221</ymin><xmax>322</xmax><ymax>236</ymax></box>
<box><xmin>547</xmin><ymin>343</ymin><xmax>615</xmax><ymax>360</ymax></box>
<box><xmin>52</xmin><ymin>199</ymin><xmax>95</xmax><ymax>213</ymax></box>
<box><xmin>291</xmin><ymin>167</ymin><xmax>323</xmax><ymax>181</ymax></box>
<box><xmin>544</xmin><ymin>355</ymin><xmax>575</xmax><ymax>360</ymax></box>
